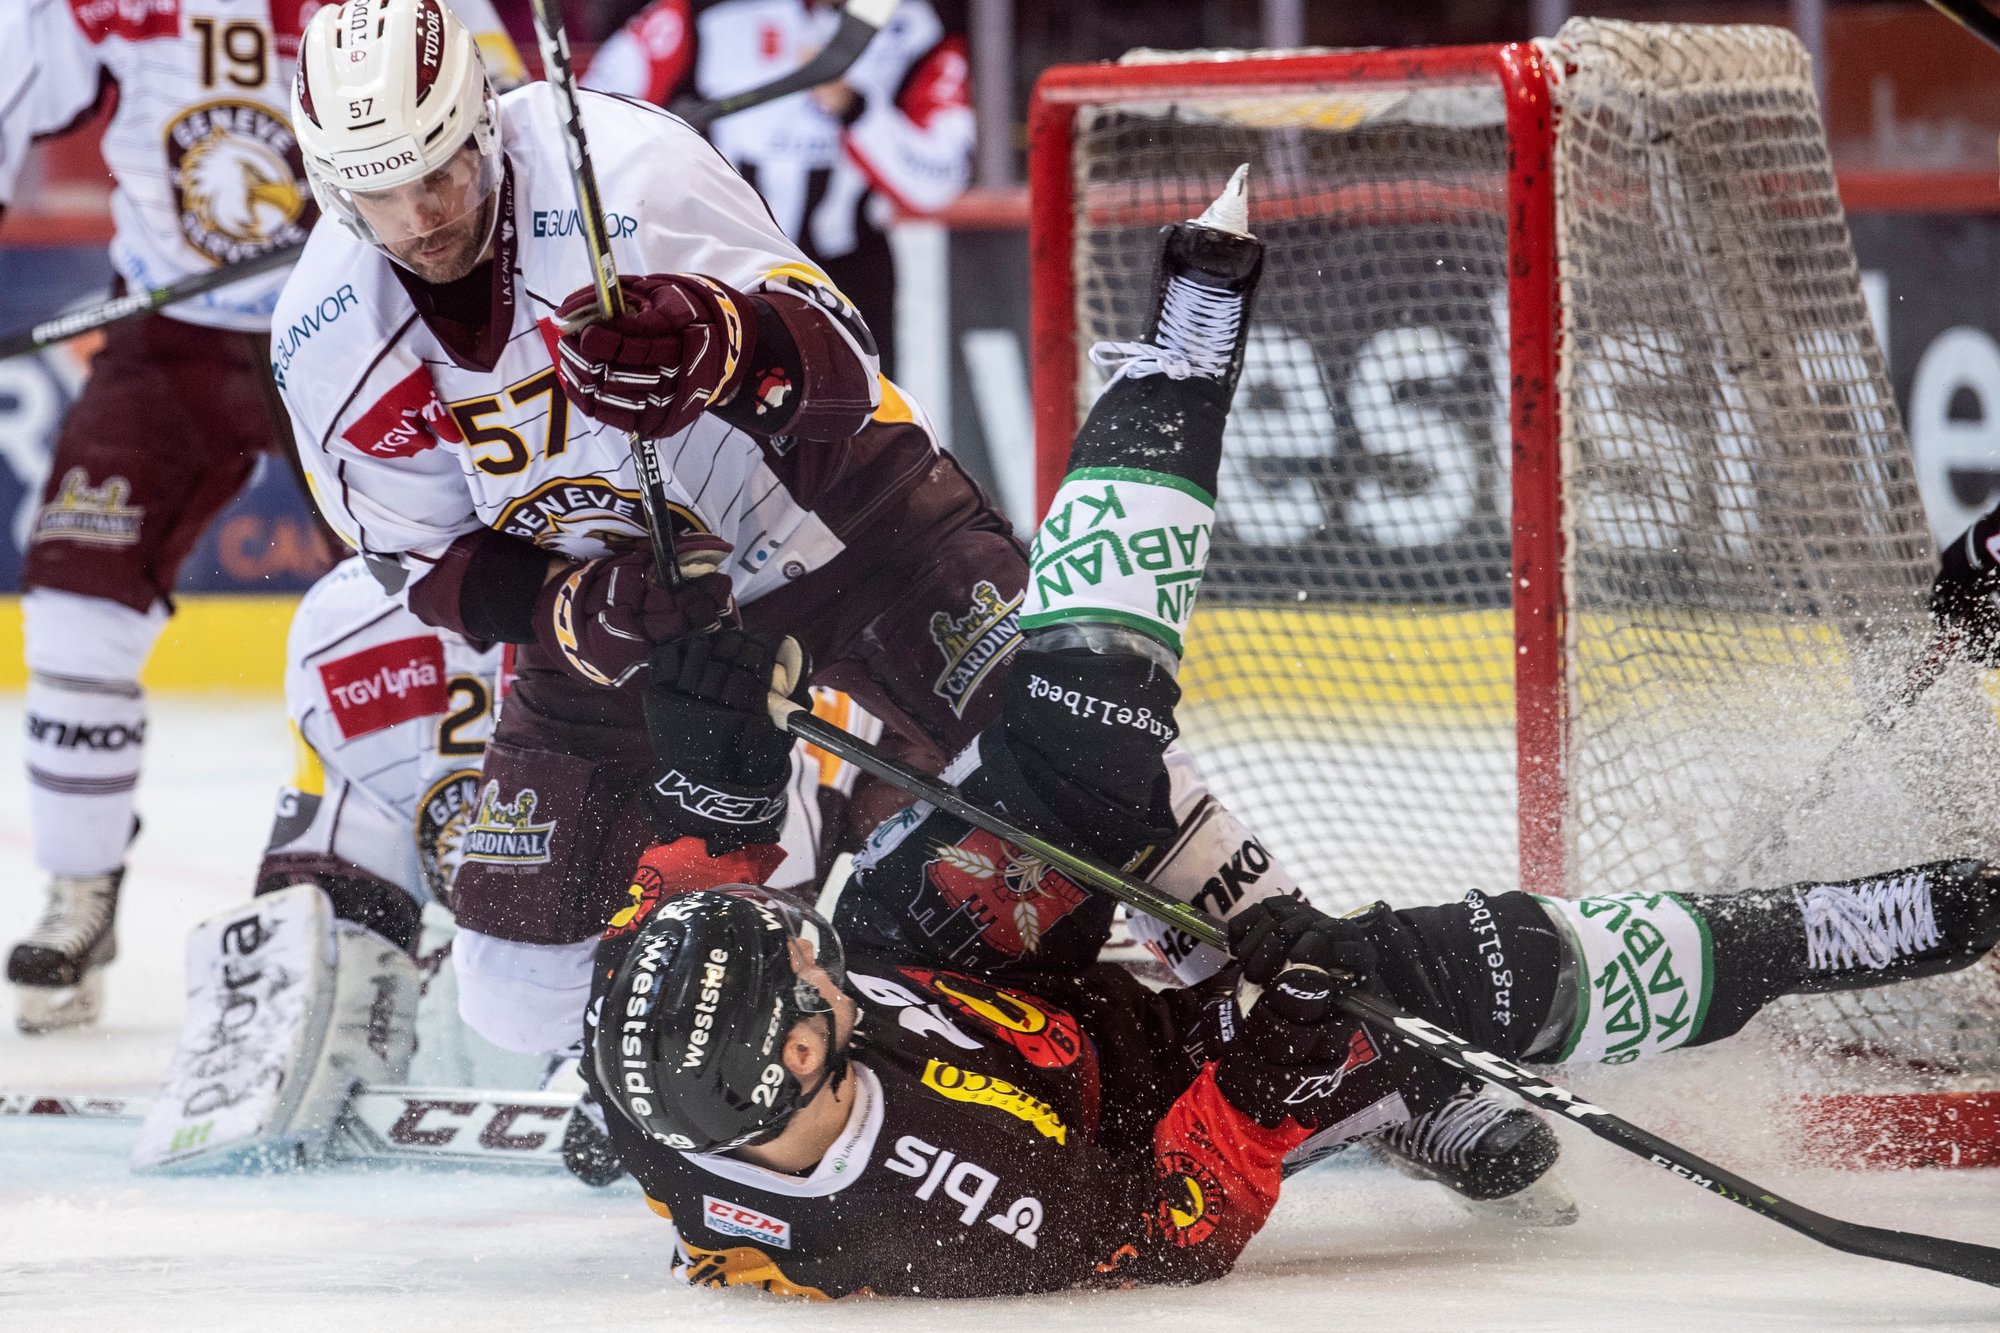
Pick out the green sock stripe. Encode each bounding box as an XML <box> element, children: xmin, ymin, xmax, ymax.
<box><xmin>1059</xmin><ymin>465</ymin><xmax>1216</xmax><ymax>510</ymax></box>
<box><xmin>1665</xmin><ymin>891</ymin><xmax>1715</xmax><ymax>1042</ymax></box>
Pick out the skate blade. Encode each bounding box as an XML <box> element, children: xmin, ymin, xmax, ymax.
<box><xmin>1450</xmin><ymin>1167</ymin><xmax>1581</xmax><ymax>1229</ymax></box>
<box><xmin>15</xmin><ymin>972</ymin><xmax>105</xmax><ymax>1034</ymax></box>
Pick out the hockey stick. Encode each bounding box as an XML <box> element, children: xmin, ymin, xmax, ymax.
<box><xmin>1</xmin><ymin>1086</ymin><xmax>575</xmax><ymax>1171</ymax></box>
<box><xmin>764</xmin><ymin>697</ymin><xmax>2000</xmax><ymax>1289</ymax></box>
<box><xmin>1716</xmin><ymin>629</ymin><xmax>1960</xmax><ymax>889</ymax></box>
<box><xmin>1927</xmin><ymin>0</ymin><xmax>2000</xmax><ymax>53</ymax></box>
<box><xmin>0</xmin><ymin>241</ymin><xmax>304</xmax><ymax>362</ymax></box>
<box><xmin>525</xmin><ymin>0</ymin><xmax>682</xmax><ymax>586</ymax></box>
<box><xmin>668</xmin><ymin>0</ymin><xmax>902</xmax><ymax>135</ymax></box>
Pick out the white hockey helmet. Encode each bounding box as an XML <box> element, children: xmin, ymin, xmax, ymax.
<box><xmin>294</xmin><ymin>0</ymin><xmax>503</xmax><ymax>268</ymax></box>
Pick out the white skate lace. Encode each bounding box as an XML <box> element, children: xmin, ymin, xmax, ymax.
<box><xmin>18</xmin><ymin>873</ymin><xmax>117</xmax><ymax>959</ymax></box>
<box><xmin>1798</xmin><ymin>872</ymin><xmax>1939</xmax><ymax>972</ymax></box>
<box><xmin>1380</xmin><ymin>1091</ymin><xmax>1511</xmax><ymax>1170</ymax></box>
<box><xmin>1088</xmin><ymin>274</ymin><xmax>1243</xmax><ymax>386</ymax></box>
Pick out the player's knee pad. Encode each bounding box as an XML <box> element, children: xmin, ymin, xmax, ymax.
<box><xmin>1368</xmin><ymin>889</ymin><xmax>1569</xmax><ymax>1062</ymax></box>
<box><xmin>1123</xmin><ymin>796</ymin><xmax>1305</xmax><ymax>984</ymax></box>
<box><xmin>132</xmin><ymin>883</ymin><xmax>420</xmax><ymax>1173</ymax></box>
<box><xmin>453</xmin><ymin>927</ymin><xmax>598</xmax><ymax>1056</ymax></box>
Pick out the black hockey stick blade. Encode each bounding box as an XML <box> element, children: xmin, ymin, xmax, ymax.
<box><xmin>771</xmin><ymin>700</ymin><xmax>2000</xmax><ymax>1289</ymax></box>
<box><xmin>1928</xmin><ymin>0</ymin><xmax>2000</xmax><ymax>55</ymax></box>
<box><xmin>670</xmin><ymin>0</ymin><xmax>902</xmax><ymax>135</ymax></box>
<box><xmin>0</xmin><ymin>240</ymin><xmax>304</xmax><ymax>362</ymax></box>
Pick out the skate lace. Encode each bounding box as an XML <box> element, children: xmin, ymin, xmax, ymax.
<box><xmin>1381</xmin><ymin>1092</ymin><xmax>1511</xmax><ymax>1170</ymax></box>
<box><xmin>1088</xmin><ymin>275</ymin><xmax>1243</xmax><ymax>386</ymax></box>
<box><xmin>1798</xmin><ymin>872</ymin><xmax>1938</xmax><ymax>972</ymax></box>
<box><xmin>20</xmin><ymin>874</ymin><xmax>116</xmax><ymax>956</ymax></box>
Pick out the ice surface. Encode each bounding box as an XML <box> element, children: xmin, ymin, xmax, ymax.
<box><xmin>4</xmin><ymin>698</ymin><xmax>2000</xmax><ymax>1330</ymax></box>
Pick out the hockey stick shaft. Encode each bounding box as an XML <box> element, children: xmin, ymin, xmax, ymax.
<box><xmin>669</xmin><ymin>0</ymin><xmax>902</xmax><ymax>135</ymax></box>
<box><xmin>1927</xmin><ymin>0</ymin><xmax>2000</xmax><ymax>53</ymax></box>
<box><xmin>525</xmin><ymin>0</ymin><xmax>684</xmax><ymax>587</ymax></box>
<box><xmin>0</xmin><ymin>241</ymin><xmax>304</xmax><ymax>362</ymax></box>
<box><xmin>771</xmin><ymin>699</ymin><xmax>2000</xmax><ymax>1288</ymax></box>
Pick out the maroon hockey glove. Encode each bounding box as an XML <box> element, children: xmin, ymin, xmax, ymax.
<box><xmin>1933</xmin><ymin>505</ymin><xmax>2000</xmax><ymax>664</ymax></box>
<box><xmin>555</xmin><ymin>274</ymin><xmax>757</xmax><ymax>439</ymax></box>
<box><xmin>1227</xmin><ymin>894</ymin><xmax>1378</xmax><ymax>991</ymax></box>
<box><xmin>1214</xmin><ymin>966</ymin><xmax>1367</xmax><ymax>1131</ymax></box>
<box><xmin>531</xmin><ymin>538</ymin><xmax>735</xmax><ymax>687</ymax></box>
<box><xmin>641</xmin><ymin>630</ymin><xmax>811</xmax><ymax>853</ymax></box>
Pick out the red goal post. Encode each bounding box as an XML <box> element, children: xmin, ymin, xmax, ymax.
<box><xmin>1031</xmin><ymin>42</ymin><xmax>1573</xmax><ymax>901</ymax></box>
<box><xmin>1027</xmin><ymin>21</ymin><xmax>2000</xmax><ymax>1166</ymax></box>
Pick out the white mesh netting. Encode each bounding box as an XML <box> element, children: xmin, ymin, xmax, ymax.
<box><xmin>1059</xmin><ymin>19</ymin><xmax>2000</xmax><ymax>1090</ymax></box>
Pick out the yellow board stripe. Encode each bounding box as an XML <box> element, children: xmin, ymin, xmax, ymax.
<box><xmin>0</xmin><ymin>595</ymin><xmax>296</xmax><ymax>693</ymax></box>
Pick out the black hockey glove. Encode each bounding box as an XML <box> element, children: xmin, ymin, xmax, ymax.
<box><xmin>641</xmin><ymin>630</ymin><xmax>810</xmax><ymax>853</ymax></box>
<box><xmin>1227</xmin><ymin>894</ymin><xmax>1378</xmax><ymax>992</ymax></box>
<box><xmin>1932</xmin><ymin>507</ymin><xmax>2000</xmax><ymax>665</ymax></box>
<box><xmin>1214</xmin><ymin>966</ymin><xmax>1361</xmax><ymax>1130</ymax></box>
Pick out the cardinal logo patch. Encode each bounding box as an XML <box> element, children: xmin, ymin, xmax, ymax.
<box><xmin>927</xmin><ymin>581</ymin><xmax>1022</xmax><ymax>718</ymax></box>
<box><xmin>458</xmin><ymin>782</ymin><xmax>557</xmax><ymax>866</ymax></box>
<box><xmin>33</xmin><ymin>469</ymin><xmax>142</xmax><ymax>547</ymax></box>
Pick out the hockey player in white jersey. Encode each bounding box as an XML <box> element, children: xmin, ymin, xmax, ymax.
<box><xmin>131</xmin><ymin>555</ymin><xmax>882</xmax><ymax>1170</ymax></box>
<box><xmin>0</xmin><ymin>0</ymin><xmax>522</xmax><ymax>1034</ymax></box>
<box><xmin>582</xmin><ymin>0</ymin><xmax>975</xmax><ymax>377</ymax></box>
<box><xmin>269</xmin><ymin>1</ymin><xmax>1342</xmax><ymax>1088</ymax></box>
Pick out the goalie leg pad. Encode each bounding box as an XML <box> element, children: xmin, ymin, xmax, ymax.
<box><xmin>132</xmin><ymin>884</ymin><xmax>420</xmax><ymax>1173</ymax></box>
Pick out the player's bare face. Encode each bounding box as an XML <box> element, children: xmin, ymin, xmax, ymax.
<box><xmin>350</xmin><ymin>145</ymin><xmax>497</xmax><ymax>284</ymax></box>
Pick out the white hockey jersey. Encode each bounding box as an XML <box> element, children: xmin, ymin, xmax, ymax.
<box><xmin>5</xmin><ymin>0</ymin><xmax>522</xmax><ymax>332</ymax></box>
<box><xmin>273</xmin><ymin>83</ymin><xmax>912</xmax><ymax>605</ymax></box>
<box><xmin>583</xmin><ymin>0</ymin><xmax>973</xmax><ymax>254</ymax></box>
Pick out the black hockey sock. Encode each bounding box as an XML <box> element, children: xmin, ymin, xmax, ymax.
<box><xmin>1361</xmin><ymin>890</ymin><xmax>1568</xmax><ymax>1062</ymax></box>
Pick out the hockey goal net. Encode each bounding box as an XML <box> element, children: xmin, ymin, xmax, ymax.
<box><xmin>1029</xmin><ymin>18</ymin><xmax>2000</xmax><ymax>1165</ymax></box>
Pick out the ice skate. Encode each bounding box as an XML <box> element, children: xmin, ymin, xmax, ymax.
<box><xmin>1371</xmin><ymin>1088</ymin><xmax>1579</xmax><ymax>1227</ymax></box>
<box><xmin>1088</xmin><ymin>162</ymin><xmax>1264</xmax><ymax>397</ymax></box>
<box><xmin>9</xmin><ymin>868</ymin><xmax>122</xmax><ymax>1034</ymax></box>
<box><xmin>1788</xmin><ymin>860</ymin><xmax>2000</xmax><ymax>991</ymax></box>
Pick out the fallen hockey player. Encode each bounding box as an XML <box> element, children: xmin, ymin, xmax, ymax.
<box><xmin>565</xmin><ymin>181</ymin><xmax>2000</xmax><ymax>1297</ymax></box>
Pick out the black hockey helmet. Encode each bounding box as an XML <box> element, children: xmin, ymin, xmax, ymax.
<box><xmin>591</xmin><ymin>887</ymin><xmax>849</xmax><ymax>1153</ymax></box>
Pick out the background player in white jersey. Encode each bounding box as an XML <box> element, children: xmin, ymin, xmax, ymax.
<box><xmin>0</xmin><ymin>0</ymin><xmax>522</xmax><ymax>1035</ymax></box>
<box><xmin>582</xmin><ymin>0</ymin><xmax>974</xmax><ymax>378</ymax></box>
<box><xmin>272</xmin><ymin>1</ymin><xmax>1319</xmax><ymax>1078</ymax></box>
